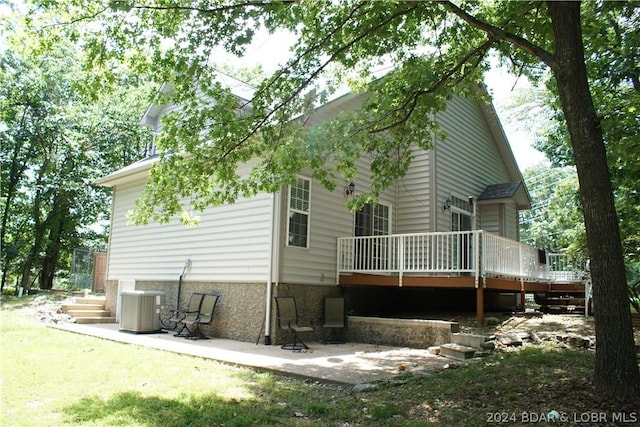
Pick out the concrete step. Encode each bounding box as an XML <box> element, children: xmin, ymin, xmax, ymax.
<box><xmin>76</xmin><ymin>297</ymin><xmax>106</xmax><ymax>305</ymax></box>
<box><xmin>452</xmin><ymin>333</ymin><xmax>490</xmax><ymax>349</ymax></box>
<box><xmin>440</xmin><ymin>343</ymin><xmax>477</xmax><ymax>361</ymax></box>
<box><xmin>75</xmin><ymin>317</ymin><xmax>116</xmax><ymax>324</ymax></box>
<box><xmin>61</xmin><ymin>303</ymin><xmax>105</xmax><ymax>312</ymax></box>
<box><xmin>66</xmin><ymin>310</ymin><xmax>112</xmax><ymax>318</ymax></box>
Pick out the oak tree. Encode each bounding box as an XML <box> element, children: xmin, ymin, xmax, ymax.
<box><xmin>38</xmin><ymin>0</ymin><xmax>640</xmax><ymax>401</ymax></box>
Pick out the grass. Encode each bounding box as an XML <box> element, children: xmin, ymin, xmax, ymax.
<box><xmin>0</xmin><ymin>295</ymin><xmax>629</xmax><ymax>426</ymax></box>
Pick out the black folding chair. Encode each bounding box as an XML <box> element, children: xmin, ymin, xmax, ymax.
<box><xmin>181</xmin><ymin>294</ymin><xmax>219</xmax><ymax>340</ymax></box>
<box><xmin>274</xmin><ymin>296</ymin><xmax>314</xmax><ymax>350</ymax></box>
<box><xmin>169</xmin><ymin>293</ymin><xmax>204</xmax><ymax>337</ymax></box>
<box><xmin>322</xmin><ymin>296</ymin><xmax>345</xmax><ymax>344</ymax></box>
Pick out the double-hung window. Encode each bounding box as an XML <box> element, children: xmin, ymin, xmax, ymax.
<box><xmin>287</xmin><ymin>177</ymin><xmax>311</xmax><ymax>248</ymax></box>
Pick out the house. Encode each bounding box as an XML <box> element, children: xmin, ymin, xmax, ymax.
<box><xmin>95</xmin><ymin>73</ymin><xmax>580</xmax><ymax>346</ymax></box>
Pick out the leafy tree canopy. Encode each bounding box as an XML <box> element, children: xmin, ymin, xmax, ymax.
<box><xmin>0</xmin><ymin>6</ymin><xmax>153</xmax><ymax>290</ymax></box>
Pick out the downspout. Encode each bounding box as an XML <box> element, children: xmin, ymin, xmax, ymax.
<box><xmin>264</xmin><ymin>192</ymin><xmax>278</xmax><ymax>345</ymax></box>
<box><xmin>429</xmin><ymin>117</ymin><xmax>438</xmax><ymax>232</ymax></box>
<box><xmin>104</xmin><ymin>186</ymin><xmax>115</xmax><ymax>294</ymax></box>
<box><xmin>177</xmin><ymin>258</ymin><xmax>192</xmax><ymax>310</ymax></box>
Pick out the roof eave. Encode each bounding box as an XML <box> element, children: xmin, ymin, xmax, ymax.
<box><xmin>93</xmin><ymin>156</ymin><xmax>158</xmax><ymax>187</ymax></box>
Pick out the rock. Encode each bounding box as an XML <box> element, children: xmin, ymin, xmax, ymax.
<box><xmin>427</xmin><ymin>346</ymin><xmax>440</xmax><ymax>355</ymax></box>
<box><xmin>481</xmin><ymin>341</ymin><xmax>496</xmax><ymax>350</ymax></box>
<box><xmin>353</xmin><ymin>383</ymin><xmax>377</xmax><ymax>392</ymax></box>
<box><xmin>485</xmin><ymin>317</ymin><xmax>500</xmax><ymax>325</ymax></box>
<box><xmin>528</xmin><ymin>331</ymin><xmax>541</xmax><ymax>343</ymax></box>
<box><xmin>568</xmin><ymin>334</ymin><xmax>591</xmax><ymax>349</ymax></box>
<box><xmin>498</xmin><ymin>334</ymin><xmax>523</xmax><ymax>347</ymax></box>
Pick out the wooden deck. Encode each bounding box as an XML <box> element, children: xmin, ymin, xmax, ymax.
<box><xmin>338</xmin><ymin>273</ymin><xmax>586</xmax><ymax>323</ymax></box>
<box><xmin>336</xmin><ymin>231</ymin><xmax>589</xmax><ymax>324</ymax></box>
<box><xmin>339</xmin><ymin>273</ymin><xmax>553</xmax><ymax>291</ymax></box>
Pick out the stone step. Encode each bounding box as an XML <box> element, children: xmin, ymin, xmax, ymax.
<box><xmin>452</xmin><ymin>333</ymin><xmax>490</xmax><ymax>349</ymax></box>
<box><xmin>75</xmin><ymin>317</ymin><xmax>116</xmax><ymax>324</ymax></box>
<box><xmin>440</xmin><ymin>343</ymin><xmax>478</xmax><ymax>361</ymax></box>
<box><xmin>61</xmin><ymin>303</ymin><xmax>105</xmax><ymax>312</ymax></box>
<box><xmin>66</xmin><ymin>310</ymin><xmax>112</xmax><ymax>318</ymax></box>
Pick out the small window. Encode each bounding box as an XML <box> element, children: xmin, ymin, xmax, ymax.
<box><xmin>287</xmin><ymin>177</ymin><xmax>311</xmax><ymax>248</ymax></box>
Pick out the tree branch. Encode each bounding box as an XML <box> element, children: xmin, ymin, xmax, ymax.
<box><xmin>222</xmin><ymin>2</ymin><xmax>421</xmax><ymax>157</ymax></box>
<box><xmin>130</xmin><ymin>0</ymin><xmax>296</xmax><ymax>15</ymax></box>
<box><xmin>438</xmin><ymin>1</ymin><xmax>556</xmax><ymax>68</ymax></box>
<box><xmin>369</xmin><ymin>38</ymin><xmax>495</xmax><ymax>134</ymax></box>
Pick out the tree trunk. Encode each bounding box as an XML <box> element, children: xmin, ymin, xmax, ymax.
<box><xmin>1</xmin><ymin>137</ymin><xmax>31</xmax><ymax>291</ymax></box>
<box><xmin>39</xmin><ymin>194</ymin><xmax>70</xmax><ymax>290</ymax></box>
<box><xmin>547</xmin><ymin>1</ymin><xmax>640</xmax><ymax>401</ymax></box>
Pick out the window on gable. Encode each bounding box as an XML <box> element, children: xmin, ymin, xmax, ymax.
<box><xmin>287</xmin><ymin>177</ymin><xmax>311</xmax><ymax>248</ymax></box>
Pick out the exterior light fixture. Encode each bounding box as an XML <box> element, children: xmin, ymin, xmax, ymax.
<box><xmin>344</xmin><ymin>182</ymin><xmax>355</xmax><ymax>197</ymax></box>
<box><xmin>443</xmin><ymin>197</ymin><xmax>451</xmax><ymax>211</ymax></box>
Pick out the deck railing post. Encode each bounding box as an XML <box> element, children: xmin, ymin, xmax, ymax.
<box><xmin>474</xmin><ymin>231</ymin><xmax>481</xmax><ymax>288</ymax></box>
<box><xmin>336</xmin><ymin>238</ymin><xmax>341</xmax><ymax>285</ymax></box>
<box><xmin>398</xmin><ymin>235</ymin><xmax>404</xmax><ymax>287</ymax></box>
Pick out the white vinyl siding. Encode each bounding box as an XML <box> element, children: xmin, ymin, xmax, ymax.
<box><xmin>504</xmin><ymin>202</ymin><xmax>518</xmax><ymax>240</ymax></box>
<box><xmin>396</xmin><ymin>147</ymin><xmax>433</xmax><ymax>234</ymax></box>
<box><xmin>280</xmin><ymin>180</ymin><xmax>351</xmax><ymax>285</ymax></box>
<box><xmin>279</xmin><ymin>93</ymin><xmax>396</xmax><ymax>285</ymax></box>
<box><xmin>434</xmin><ymin>96</ymin><xmax>512</xmax><ymax>232</ymax></box>
<box><xmin>107</xmin><ymin>175</ymin><xmax>272</xmax><ymax>282</ymax></box>
<box><xmin>280</xmin><ymin>156</ymin><xmax>396</xmax><ymax>285</ymax></box>
<box><xmin>479</xmin><ymin>204</ymin><xmax>502</xmax><ymax>235</ymax></box>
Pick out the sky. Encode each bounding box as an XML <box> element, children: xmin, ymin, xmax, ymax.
<box><xmin>213</xmin><ymin>30</ymin><xmax>547</xmax><ymax>172</ymax></box>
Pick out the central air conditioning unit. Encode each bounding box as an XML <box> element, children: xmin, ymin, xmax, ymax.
<box><xmin>116</xmin><ymin>279</ymin><xmax>136</xmax><ymax>323</ymax></box>
<box><xmin>119</xmin><ymin>290</ymin><xmax>165</xmax><ymax>333</ymax></box>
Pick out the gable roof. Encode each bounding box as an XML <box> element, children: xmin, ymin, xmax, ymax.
<box><xmin>139</xmin><ymin>71</ymin><xmax>257</xmax><ymax>130</ymax></box>
<box><xmin>478</xmin><ymin>181</ymin><xmax>531</xmax><ymax>210</ymax></box>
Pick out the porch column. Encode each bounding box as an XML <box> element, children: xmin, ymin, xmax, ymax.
<box><xmin>476</xmin><ymin>285</ymin><xmax>484</xmax><ymax>325</ymax></box>
<box><xmin>520</xmin><ymin>291</ymin><xmax>526</xmax><ymax>312</ymax></box>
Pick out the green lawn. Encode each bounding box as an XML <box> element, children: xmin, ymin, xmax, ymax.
<box><xmin>0</xmin><ymin>296</ymin><xmax>624</xmax><ymax>426</ymax></box>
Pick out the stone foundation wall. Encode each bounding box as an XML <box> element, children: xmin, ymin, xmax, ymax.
<box><xmin>105</xmin><ymin>280</ymin><xmax>457</xmax><ymax>348</ymax></box>
<box><xmin>346</xmin><ymin>316</ymin><xmax>459</xmax><ymax>348</ymax></box>
<box><xmin>271</xmin><ymin>283</ymin><xmax>342</xmax><ymax>345</ymax></box>
<box><xmin>105</xmin><ymin>279</ymin><xmax>267</xmax><ymax>342</ymax></box>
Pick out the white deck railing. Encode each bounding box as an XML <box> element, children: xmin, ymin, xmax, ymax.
<box><xmin>547</xmin><ymin>253</ymin><xmax>588</xmax><ymax>282</ymax></box>
<box><xmin>337</xmin><ymin>230</ymin><xmax>583</xmax><ymax>285</ymax></box>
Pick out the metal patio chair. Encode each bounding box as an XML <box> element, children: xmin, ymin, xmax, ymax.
<box><xmin>181</xmin><ymin>293</ymin><xmax>219</xmax><ymax>340</ymax></box>
<box><xmin>169</xmin><ymin>292</ymin><xmax>204</xmax><ymax>337</ymax></box>
<box><xmin>274</xmin><ymin>296</ymin><xmax>314</xmax><ymax>350</ymax></box>
<box><xmin>322</xmin><ymin>296</ymin><xmax>346</xmax><ymax>344</ymax></box>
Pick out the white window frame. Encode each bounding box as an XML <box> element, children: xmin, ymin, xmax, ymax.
<box><xmin>286</xmin><ymin>176</ymin><xmax>311</xmax><ymax>248</ymax></box>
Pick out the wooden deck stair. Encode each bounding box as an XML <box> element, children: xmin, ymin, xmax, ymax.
<box><xmin>536</xmin><ymin>282</ymin><xmax>589</xmax><ymax>315</ymax></box>
<box><xmin>61</xmin><ymin>296</ymin><xmax>116</xmax><ymax>324</ymax></box>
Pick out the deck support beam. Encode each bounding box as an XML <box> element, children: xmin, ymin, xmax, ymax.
<box><xmin>476</xmin><ymin>284</ymin><xmax>484</xmax><ymax>325</ymax></box>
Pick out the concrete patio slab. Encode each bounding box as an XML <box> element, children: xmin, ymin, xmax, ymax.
<box><xmin>49</xmin><ymin>322</ymin><xmax>451</xmax><ymax>385</ymax></box>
